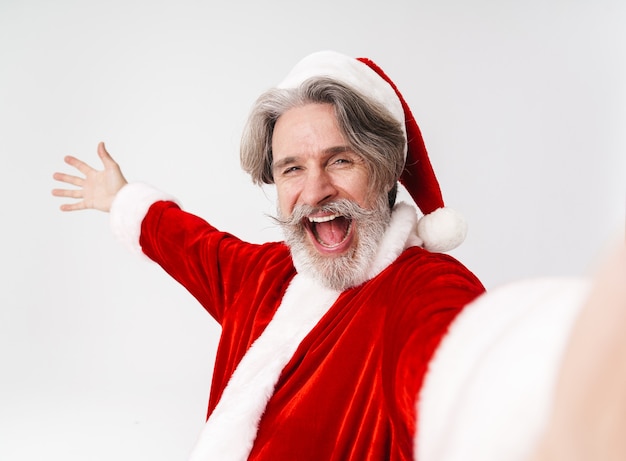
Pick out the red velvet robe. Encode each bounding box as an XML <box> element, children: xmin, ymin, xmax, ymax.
<box><xmin>135</xmin><ymin>199</ymin><xmax>484</xmax><ymax>460</ymax></box>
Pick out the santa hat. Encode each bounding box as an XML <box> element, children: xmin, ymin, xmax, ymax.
<box><xmin>278</xmin><ymin>51</ymin><xmax>467</xmax><ymax>252</ymax></box>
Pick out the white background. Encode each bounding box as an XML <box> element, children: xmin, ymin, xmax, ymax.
<box><xmin>1</xmin><ymin>0</ymin><xmax>624</xmax><ymax>459</ymax></box>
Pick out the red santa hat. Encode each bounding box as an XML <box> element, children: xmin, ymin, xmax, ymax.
<box><xmin>278</xmin><ymin>50</ymin><xmax>467</xmax><ymax>252</ymax></box>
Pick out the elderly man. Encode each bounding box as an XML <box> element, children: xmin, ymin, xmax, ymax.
<box><xmin>53</xmin><ymin>51</ymin><xmax>624</xmax><ymax>461</ymax></box>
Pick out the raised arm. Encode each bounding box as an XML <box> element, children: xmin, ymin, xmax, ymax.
<box><xmin>52</xmin><ymin>142</ymin><xmax>127</xmax><ymax>212</ymax></box>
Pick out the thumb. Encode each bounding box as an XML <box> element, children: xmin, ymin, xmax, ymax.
<box><xmin>97</xmin><ymin>141</ymin><xmax>117</xmax><ymax>167</ymax></box>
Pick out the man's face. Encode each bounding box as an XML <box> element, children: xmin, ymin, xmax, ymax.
<box><xmin>272</xmin><ymin>103</ymin><xmax>391</xmax><ymax>290</ymax></box>
<box><xmin>272</xmin><ymin>103</ymin><xmax>373</xmax><ymax>256</ymax></box>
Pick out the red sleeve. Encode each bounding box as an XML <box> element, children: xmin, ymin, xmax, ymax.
<box><xmin>139</xmin><ymin>201</ymin><xmax>282</xmax><ymax>324</ymax></box>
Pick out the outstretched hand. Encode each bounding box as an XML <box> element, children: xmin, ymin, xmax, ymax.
<box><xmin>52</xmin><ymin>142</ymin><xmax>128</xmax><ymax>212</ymax></box>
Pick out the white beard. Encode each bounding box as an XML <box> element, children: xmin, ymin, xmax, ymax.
<box><xmin>278</xmin><ymin>195</ymin><xmax>391</xmax><ymax>291</ymax></box>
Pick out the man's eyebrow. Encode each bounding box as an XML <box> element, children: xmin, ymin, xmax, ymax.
<box><xmin>272</xmin><ymin>156</ymin><xmax>297</xmax><ymax>171</ymax></box>
<box><xmin>324</xmin><ymin>145</ymin><xmax>353</xmax><ymax>155</ymax></box>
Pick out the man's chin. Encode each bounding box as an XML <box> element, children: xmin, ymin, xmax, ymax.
<box><xmin>288</xmin><ymin>238</ymin><xmax>369</xmax><ymax>291</ymax></box>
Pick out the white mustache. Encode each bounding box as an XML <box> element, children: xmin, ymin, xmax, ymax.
<box><xmin>274</xmin><ymin>199</ymin><xmax>377</xmax><ymax>228</ymax></box>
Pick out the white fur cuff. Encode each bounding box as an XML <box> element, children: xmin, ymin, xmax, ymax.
<box><xmin>109</xmin><ymin>182</ymin><xmax>180</xmax><ymax>256</ymax></box>
<box><xmin>417</xmin><ymin>277</ymin><xmax>591</xmax><ymax>461</ymax></box>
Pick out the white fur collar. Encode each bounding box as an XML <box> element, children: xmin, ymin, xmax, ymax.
<box><xmin>188</xmin><ymin>275</ymin><xmax>340</xmax><ymax>461</ymax></box>
<box><xmin>366</xmin><ymin>202</ymin><xmax>422</xmax><ymax>280</ymax></box>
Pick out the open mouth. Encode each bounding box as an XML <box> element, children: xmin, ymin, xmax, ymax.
<box><xmin>305</xmin><ymin>213</ymin><xmax>353</xmax><ymax>249</ymax></box>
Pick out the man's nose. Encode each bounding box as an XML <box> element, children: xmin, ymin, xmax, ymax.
<box><xmin>300</xmin><ymin>169</ymin><xmax>337</xmax><ymax>207</ymax></box>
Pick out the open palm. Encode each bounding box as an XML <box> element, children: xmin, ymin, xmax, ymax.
<box><xmin>52</xmin><ymin>142</ymin><xmax>128</xmax><ymax>212</ymax></box>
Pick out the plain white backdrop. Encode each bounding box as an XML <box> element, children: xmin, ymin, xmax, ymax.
<box><xmin>1</xmin><ymin>0</ymin><xmax>624</xmax><ymax>459</ymax></box>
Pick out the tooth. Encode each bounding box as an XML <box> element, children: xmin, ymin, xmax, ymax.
<box><xmin>308</xmin><ymin>214</ymin><xmax>338</xmax><ymax>223</ymax></box>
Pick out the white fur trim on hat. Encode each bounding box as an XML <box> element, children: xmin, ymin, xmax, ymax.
<box><xmin>277</xmin><ymin>50</ymin><xmax>407</xmax><ymax>151</ymax></box>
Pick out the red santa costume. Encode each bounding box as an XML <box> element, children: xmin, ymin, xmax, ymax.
<box><xmin>109</xmin><ymin>52</ymin><xmax>590</xmax><ymax>461</ymax></box>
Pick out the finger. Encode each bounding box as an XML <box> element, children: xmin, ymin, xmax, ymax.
<box><xmin>59</xmin><ymin>201</ymin><xmax>87</xmax><ymax>212</ymax></box>
<box><xmin>52</xmin><ymin>171</ymin><xmax>84</xmax><ymax>187</ymax></box>
<box><xmin>97</xmin><ymin>141</ymin><xmax>117</xmax><ymax>167</ymax></box>
<box><xmin>52</xmin><ymin>188</ymin><xmax>84</xmax><ymax>199</ymax></box>
<box><xmin>64</xmin><ymin>155</ymin><xmax>95</xmax><ymax>175</ymax></box>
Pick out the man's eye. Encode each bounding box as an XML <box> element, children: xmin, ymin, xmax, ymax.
<box><xmin>282</xmin><ymin>166</ymin><xmax>300</xmax><ymax>175</ymax></box>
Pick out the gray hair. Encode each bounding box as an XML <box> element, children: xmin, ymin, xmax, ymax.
<box><xmin>240</xmin><ymin>77</ymin><xmax>406</xmax><ymax>205</ymax></box>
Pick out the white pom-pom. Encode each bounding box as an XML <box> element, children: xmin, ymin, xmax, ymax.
<box><xmin>416</xmin><ymin>207</ymin><xmax>467</xmax><ymax>252</ymax></box>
